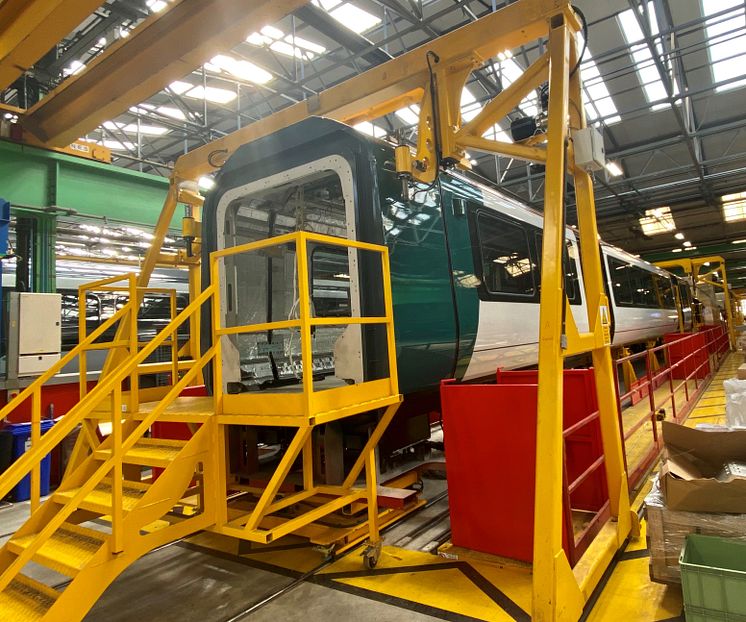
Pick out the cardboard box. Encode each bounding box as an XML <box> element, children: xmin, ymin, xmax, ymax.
<box><xmin>660</xmin><ymin>422</ymin><xmax>746</xmax><ymax>513</ymax></box>
<box><xmin>646</xmin><ymin>485</ymin><xmax>746</xmax><ymax>584</ymax></box>
<box><xmin>738</xmin><ymin>364</ymin><xmax>746</xmax><ymax>380</ymax></box>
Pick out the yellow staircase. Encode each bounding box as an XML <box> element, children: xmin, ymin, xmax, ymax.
<box><xmin>0</xmin><ymin>275</ymin><xmax>218</xmax><ymax>622</ymax></box>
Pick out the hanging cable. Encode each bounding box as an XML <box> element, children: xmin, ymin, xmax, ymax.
<box><xmin>570</xmin><ymin>5</ymin><xmax>589</xmax><ymax>78</ymax></box>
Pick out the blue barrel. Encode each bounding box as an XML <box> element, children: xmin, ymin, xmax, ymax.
<box><xmin>6</xmin><ymin>420</ymin><xmax>55</xmax><ymax>502</ymax></box>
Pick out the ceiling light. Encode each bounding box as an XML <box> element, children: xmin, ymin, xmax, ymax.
<box><xmin>63</xmin><ymin>60</ymin><xmax>86</xmax><ymax>77</ymax></box>
<box><xmin>146</xmin><ymin>0</ymin><xmax>168</xmax><ymax>11</ymax></box>
<box><xmin>208</xmin><ymin>55</ymin><xmax>272</xmax><ymax>84</ymax></box>
<box><xmin>722</xmin><ymin>192</ymin><xmax>746</xmax><ymax>222</ymax></box>
<box><xmin>672</xmin><ymin>248</ymin><xmax>683</xmax><ymax>253</ymax></box>
<box><xmin>732</xmin><ymin>239</ymin><xmax>746</xmax><ymax>244</ymax></box>
<box><xmin>118</xmin><ymin>27</ymin><xmax>130</xmax><ymax>38</ymax></box>
<box><xmin>703</xmin><ymin>262</ymin><xmax>711</xmax><ymax>267</ymax></box>
<box><xmin>674</xmin><ymin>232</ymin><xmax>685</xmax><ymax>240</ymax></box>
<box><xmin>198</xmin><ymin>176</ymin><xmax>215</xmax><ymax>190</ymax></box>
<box><xmin>639</xmin><ymin>206</ymin><xmax>676</xmax><ymax>236</ymax></box>
<box><xmin>605</xmin><ymin>161</ymin><xmax>623</xmax><ymax>176</ymax></box>
<box><xmin>683</xmin><ymin>241</ymin><xmax>692</xmax><ymax>247</ymax></box>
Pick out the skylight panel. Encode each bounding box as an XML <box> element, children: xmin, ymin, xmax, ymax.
<box><xmin>131</xmin><ymin>104</ymin><xmax>187</xmax><ymax>120</ymax></box>
<box><xmin>353</xmin><ymin>121</ymin><xmax>387</xmax><ymax>138</ymax></box>
<box><xmin>208</xmin><ymin>55</ymin><xmax>272</xmax><ymax>84</ymax></box>
<box><xmin>99</xmin><ymin>139</ymin><xmax>135</xmax><ymax>151</ymax></box>
<box><xmin>169</xmin><ymin>80</ymin><xmax>238</xmax><ymax>104</ymax></box>
<box><xmin>395</xmin><ymin>105</ymin><xmax>420</xmax><ymax>125</ymax></box>
<box><xmin>618</xmin><ymin>2</ymin><xmax>679</xmax><ymax>111</ymax></box>
<box><xmin>579</xmin><ymin>48</ymin><xmax>621</xmax><ymax>124</ymax></box>
<box><xmin>702</xmin><ymin>0</ymin><xmax>746</xmax><ymax>92</ymax></box>
<box><xmin>492</xmin><ymin>57</ymin><xmax>542</xmax><ymax>117</ymax></box>
<box><xmin>639</xmin><ymin>206</ymin><xmax>676</xmax><ymax>235</ymax></box>
<box><xmin>247</xmin><ymin>25</ymin><xmax>326</xmax><ymax>59</ymax></box>
<box><xmin>103</xmin><ymin>121</ymin><xmax>169</xmax><ymax>136</ymax></box>
<box><xmin>146</xmin><ymin>0</ymin><xmax>168</xmax><ymax>12</ymax></box>
<box><xmin>722</xmin><ymin>192</ymin><xmax>746</xmax><ymax>222</ymax></box>
<box><xmin>460</xmin><ymin>87</ymin><xmax>483</xmax><ymax>122</ymax></box>
<box><xmin>482</xmin><ymin>124</ymin><xmax>513</xmax><ymax>143</ymax></box>
<box><xmin>312</xmin><ymin>1</ymin><xmax>381</xmax><ymax>34</ymax></box>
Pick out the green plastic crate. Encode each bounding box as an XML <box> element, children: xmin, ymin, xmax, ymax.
<box><xmin>684</xmin><ymin>606</ymin><xmax>746</xmax><ymax>622</ymax></box>
<box><xmin>680</xmin><ymin>534</ymin><xmax>746</xmax><ymax>620</ymax></box>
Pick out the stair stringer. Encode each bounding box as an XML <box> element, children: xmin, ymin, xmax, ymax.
<box><xmin>39</xmin><ymin>422</ymin><xmax>216</xmax><ymax>622</ymax></box>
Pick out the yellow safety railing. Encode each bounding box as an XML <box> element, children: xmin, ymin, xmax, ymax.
<box><xmin>210</xmin><ymin>230</ymin><xmax>399</xmax><ymax>424</ymax></box>
<box><xmin>0</xmin><ymin>282</ymin><xmax>217</xmax><ymax>595</ymax></box>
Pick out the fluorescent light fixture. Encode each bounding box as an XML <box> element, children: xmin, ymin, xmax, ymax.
<box><xmin>639</xmin><ymin>206</ymin><xmax>676</xmax><ymax>235</ymax></box>
<box><xmin>208</xmin><ymin>55</ymin><xmax>272</xmax><ymax>84</ymax></box>
<box><xmin>674</xmin><ymin>232</ymin><xmax>685</xmax><ymax>240</ymax></box>
<box><xmin>198</xmin><ymin>176</ymin><xmax>215</xmax><ymax>190</ymax></box>
<box><xmin>605</xmin><ymin>161</ymin><xmax>623</xmax><ymax>176</ymax></box>
<box><xmin>618</xmin><ymin>2</ymin><xmax>679</xmax><ymax>111</ymax></box>
<box><xmin>702</xmin><ymin>0</ymin><xmax>746</xmax><ymax>92</ymax></box>
<box><xmin>672</xmin><ymin>248</ymin><xmax>683</xmax><ymax>253</ymax></box>
<box><xmin>723</xmin><ymin>192</ymin><xmax>746</xmax><ymax>222</ymax></box>
<box><xmin>732</xmin><ymin>238</ymin><xmax>746</xmax><ymax>244</ymax></box>
<box><xmin>146</xmin><ymin>0</ymin><xmax>168</xmax><ymax>11</ymax></box>
<box><xmin>703</xmin><ymin>261</ymin><xmax>711</xmax><ymax>266</ymax></box>
<box><xmin>683</xmin><ymin>240</ymin><xmax>692</xmax><ymax>247</ymax></box>
<box><xmin>313</xmin><ymin>0</ymin><xmax>381</xmax><ymax>34</ymax></box>
<box><xmin>63</xmin><ymin>60</ymin><xmax>85</xmax><ymax>77</ymax></box>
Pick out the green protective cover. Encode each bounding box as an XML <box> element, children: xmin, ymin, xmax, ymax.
<box><xmin>680</xmin><ymin>534</ymin><xmax>746</xmax><ymax>618</ymax></box>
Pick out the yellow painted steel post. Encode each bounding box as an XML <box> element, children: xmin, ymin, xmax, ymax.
<box><xmin>364</xmin><ymin>444</ymin><xmax>380</xmax><ymax>544</ymax></box>
<box><xmin>30</xmin><ymin>389</ymin><xmax>41</xmax><ymax>514</ymax></box>
<box><xmin>78</xmin><ymin>288</ymin><xmax>88</xmax><ymax>400</ymax></box>
<box><xmin>296</xmin><ymin>232</ymin><xmax>315</xmax><ymax>416</ymax></box>
<box><xmin>718</xmin><ymin>265</ymin><xmax>736</xmax><ymax>349</ymax></box>
<box><xmin>170</xmin><ymin>289</ymin><xmax>179</xmax><ymax>386</ymax></box>
<box><xmin>128</xmin><ymin>275</ymin><xmax>139</xmax><ymax>414</ymax></box>
<box><xmin>111</xmin><ymin>384</ymin><xmax>124</xmax><ymax>555</ymax></box>
<box><xmin>532</xmin><ymin>17</ymin><xmax>578</xmax><ymax>622</ymax></box>
<box><xmin>568</xmin><ymin>18</ymin><xmax>632</xmax><ymax>536</ymax></box>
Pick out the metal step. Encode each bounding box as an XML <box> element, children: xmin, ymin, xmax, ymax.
<box><xmin>7</xmin><ymin>523</ymin><xmax>107</xmax><ymax>578</ymax></box>
<box><xmin>94</xmin><ymin>438</ymin><xmax>187</xmax><ymax>468</ymax></box>
<box><xmin>53</xmin><ymin>478</ymin><xmax>150</xmax><ymax>515</ymax></box>
<box><xmin>0</xmin><ymin>574</ymin><xmax>59</xmax><ymax>622</ymax></box>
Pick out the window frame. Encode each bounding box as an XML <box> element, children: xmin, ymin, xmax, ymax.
<box><xmin>468</xmin><ymin>208</ymin><xmax>539</xmax><ymax>303</ymax></box>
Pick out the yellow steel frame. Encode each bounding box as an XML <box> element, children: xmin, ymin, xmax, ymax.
<box><xmin>208</xmin><ymin>231</ymin><xmax>401</xmax><ymax>546</ymax></box>
<box><xmin>89</xmin><ymin>1</ymin><xmax>633</xmax><ymax>618</ymax></box>
<box><xmin>655</xmin><ymin>256</ymin><xmax>738</xmax><ymax>348</ymax></box>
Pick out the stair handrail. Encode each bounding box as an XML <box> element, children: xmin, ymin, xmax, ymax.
<box><xmin>0</xmin><ymin>282</ymin><xmax>217</xmax><ymax>503</ymax></box>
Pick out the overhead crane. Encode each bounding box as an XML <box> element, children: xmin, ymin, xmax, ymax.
<box><xmin>0</xmin><ymin>1</ymin><xmax>637</xmax><ymax>620</ymax></box>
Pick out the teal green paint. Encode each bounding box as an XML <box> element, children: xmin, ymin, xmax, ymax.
<box><xmin>377</xmin><ymin>159</ymin><xmax>459</xmax><ymax>393</ymax></box>
<box><xmin>0</xmin><ymin>140</ymin><xmax>178</xmax><ymax>229</ymax></box>
<box><xmin>439</xmin><ymin>175</ymin><xmax>480</xmax><ymax>380</ymax></box>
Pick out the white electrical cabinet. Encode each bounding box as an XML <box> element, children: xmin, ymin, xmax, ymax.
<box><xmin>572</xmin><ymin>126</ymin><xmax>606</xmax><ymax>172</ymax></box>
<box><xmin>8</xmin><ymin>292</ymin><xmax>62</xmax><ymax>377</ymax></box>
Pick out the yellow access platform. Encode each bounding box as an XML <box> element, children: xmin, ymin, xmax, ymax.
<box><xmin>0</xmin><ymin>232</ymin><xmax>400</xmax><ymax>622</ymax></box>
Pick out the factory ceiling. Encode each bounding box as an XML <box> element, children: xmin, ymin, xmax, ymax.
<box><xmin>2</xmin><ymin>0</ymin><xmax>746</xmax><ymax>283</ymax></box>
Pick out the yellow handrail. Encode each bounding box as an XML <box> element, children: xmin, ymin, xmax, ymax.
<box><xmin>0</xmin><ymin>282</ymin><xmax>216</xmax><ymax>502</ymax></box>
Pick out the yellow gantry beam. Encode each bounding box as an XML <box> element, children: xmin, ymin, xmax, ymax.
<box><xmin>0</xmin><ymin>0</ymin><xmax>105</xmax><ymax>92</ymax></box>
<box><xmin>22</xmin><ymin>0</ymin><xmax>310</xmax><ymax>147</ymax></box>
<box><xmin>172</xmin><ymin>0</ymin><xmax>571</xmax><ymax>181</ymax></box>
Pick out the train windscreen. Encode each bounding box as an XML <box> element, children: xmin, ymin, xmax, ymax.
<box><xmin>215</xmin><ymin>162</ymin><xmax>371</xmax><ymax>394</ymax></box>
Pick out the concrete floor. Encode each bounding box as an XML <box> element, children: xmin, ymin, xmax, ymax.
<box><xmin>0</xmin><ymin>474</ymin><xmax>454</xmax><ymax>622</ymax></box>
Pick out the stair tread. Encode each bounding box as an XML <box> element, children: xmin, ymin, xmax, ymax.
<box><xmin>54</xmin><ymin>480</ymin><xmax>148</xmax><ymax>512</ymax></box>
<box><xmin>9</xmin><ymin>523</ymin><xmax>106</xmax><ymax>574</ymax></box>
<box><xmin>0</xmin><ymin>574</ymin><xmax>58</xmax><ymax>621</ymax></box>
<box><xmin>96</xmin><ymin>439</ymin><xmax>186</xmax><ymax>465</ymax></box>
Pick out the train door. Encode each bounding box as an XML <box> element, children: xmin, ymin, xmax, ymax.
<box><xmin>212</xmin><ymin>155</ymin><xmax>368</xmax><ymax>394</ymax></box>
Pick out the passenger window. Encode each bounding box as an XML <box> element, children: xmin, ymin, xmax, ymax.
<box><xmin>608</xmin><ymin>257</ymin><xmax>634</xmax><ymax>305</ymax></box>
<box><xmin>311</xmin><ymin>246</ymin><xmax>351</xmax><ymax>317</ymax></box>
<box><xmin>476</xmin><ymin>212</ymin><xmax>535</xmax><ymax>297</ymax></box>
<box><xmin>565</xmin><ymin>241</ymin><xmax>580</xmax><ymax>304</ymax></box>
<box><xmin>631</xmin><ymin>268</ymin><xmax>656</xmax><ymax>307</ymax></box>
